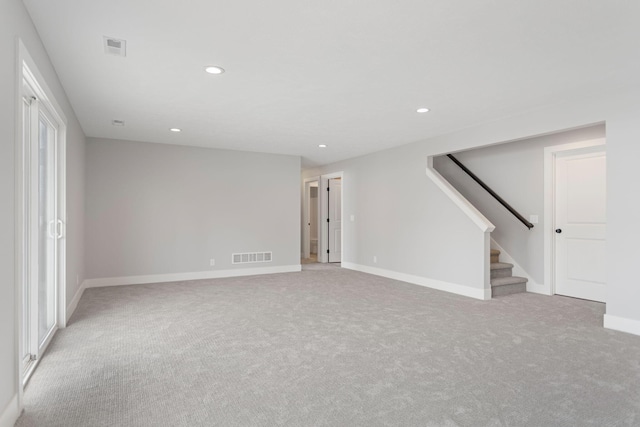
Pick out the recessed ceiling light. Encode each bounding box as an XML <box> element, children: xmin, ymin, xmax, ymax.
<box><xmin>318</xmin><ymin>144</ymin><xmax>327</xmax><ymax>148</ymax></box>
<box><xmin>205</xmin><ymin>65</ymin><xmax>225</xmax><ymax>75</ymax></box>
<box><xmin>416</xmin><ymin>108</ymin><xmax>430</xmax><ymax>113</ymax></box>
<box><xmin>170</xmin><ymin>128</ymin><xmax>181</xmax><ymax>132</ymax></box>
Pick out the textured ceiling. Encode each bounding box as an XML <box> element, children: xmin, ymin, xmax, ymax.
<box><xmin>22</xmin><ymin>0</ymin><xmax>640</xmax><ymax>167</ymax></box>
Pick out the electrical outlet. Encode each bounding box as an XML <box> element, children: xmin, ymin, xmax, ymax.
<box><xmin>529</xmin><ymin>215</ymin><xmax>539</xmax><ymax>224</ymax></box>
<box><xmin>350</xmin><ymin>214</ymin><xmax>355</xmax><ymax>222</ymax></box>
<box><xmin>210</xmin><ymin>259</ymin><xmax>215</xmax><ymax>266</ymax></box>
<box><xmin>373</xmin><ymin>256</ymin><xmax>377</xmax><ymax>263</ymax></box>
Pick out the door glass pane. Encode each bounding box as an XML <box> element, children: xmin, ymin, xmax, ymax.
<box><xmin>38</xmin><ymin>116</ymin><xmax>56</xmax><ymax>347</ymax></box>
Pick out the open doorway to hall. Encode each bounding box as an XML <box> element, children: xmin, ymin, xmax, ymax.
<box><xmin>302</xmin><ymin>179</ymin><xmax>319</xmax><ymax>264</ymax></box>
<box><xmin>302</xmin><ymin>172</ymin><xmax>344</xmax><ymax>266</ymax></box>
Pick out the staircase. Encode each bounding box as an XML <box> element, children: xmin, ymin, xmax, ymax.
<box><xmin>490</xmin><ymin>249</ymin><xmax>527</xmax><ymax>297</ymax></box>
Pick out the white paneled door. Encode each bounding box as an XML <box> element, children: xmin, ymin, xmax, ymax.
<box><xmin>554</xmin><ymin>148</ymin><xmax>606</xmax><ymax>302</ymax></box>
<box><xmin>328</xmin><ymin>178</ymin><xmax>342</xmax><ymax>263</ymax></box>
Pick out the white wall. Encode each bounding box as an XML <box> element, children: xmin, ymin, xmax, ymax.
<box><xmin>433</xmin><ymin>125</ymin><xmax>605</xmax><ymax>284</ymax></box>
<box><xmin>306</xmin><ymin>141</ymin><xmax>488</xmax><ymax>296</ymax></box>
<box><xmin>66</xmin><ymin>106</ymin><xmax>86</xmax><ymax>306</ymax></box>
<box><xmin>305</xmin><ymin>82</ymin><xmax>640</xmax><ymax>334</ymax></box>
<box><xmin>0</xmin><ymin>0</ymin><xmax>86</xmax><ymax>422</ymax></box>
<box><xmin>85</xmin><ymin>138</ymin><xmax>300</xmax><ymax>280</ymax></box>
<box><xmin>607</xmin><ymin>113</ymin><xmax>640</xmax><ymax>326</ymax></box>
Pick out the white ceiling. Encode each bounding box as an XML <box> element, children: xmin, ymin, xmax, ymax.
<box><xmin>23</xmin><ymin>1</ymin><xmax>640</xmax><ymax>167</ymax></box>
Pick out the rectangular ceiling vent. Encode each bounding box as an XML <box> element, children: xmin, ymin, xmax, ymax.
<box><xmin>104</xmin><ymin>36</ymin><xmax>126</xmax><ymax>57</ymax></box>
<box><xmin>232</xmin><ymin>252</ymin><xmax>272</xmax><ymax>265</ymax></box>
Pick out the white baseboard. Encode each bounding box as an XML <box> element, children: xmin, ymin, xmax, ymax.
<box><xmin>604</xmin><ymin>314</ymin><xmax>640</xmax><ymax>337</ymax></box>
<box><xmin>0</xmin><ymin>394</ymin><xmax>19</xmax><ymax>427</ymax></box>
<box><xmin>83</xmin><ymin>265</ymin><xmax>302</xmax><ymax>288</ymax></box>
<box><xmin>490</xmin><ymin>239</ymin><xmax>549</xmax><ymax>295</ymax></box>
<box><xmin>66</xmin><ymin>283</ymin><xmax>86</xmax><ymax>323</ymax></box>
<box><xmin>342</xmin><ymin>262</ymin><xmax>490</xmax><ymax>300</ymax></box>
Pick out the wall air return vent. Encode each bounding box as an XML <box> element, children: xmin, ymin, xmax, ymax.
<box><xmin>104</xmin><ymin>36</ymin><xmax>127</xmax><ymax>57</ymax></box>
<box><xmin>232</xmin><ymin>252</ymin><xmax>272</xmax><ymax>265</ymax></box>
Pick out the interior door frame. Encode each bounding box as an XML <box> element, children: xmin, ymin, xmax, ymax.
<box><xmin>543</xmin><ymin>137</ymin><xmax>606</xmax><ymax>297</ymax></box>
<box><xmin>302</xmin><ymin>176</ymin><xmax>320</xmax><ymax>260</ymax></box>
<box><xmin>319</xmin><ymin>172</ymin><xmax>343</xmax><ymax>263</ymax></box>
<box><xmin>15</xmin><ymin>39</ymin><xmax>68</xmax><ymax>402</ymax></box>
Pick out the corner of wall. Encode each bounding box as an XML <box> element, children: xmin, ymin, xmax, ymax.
<box><xmin>65</xmin><ymin>281</ymin><xmax>86</xmax><ymax>324</ymax></box>
<box><xmin>0</xmin><ymin>394</ymin><xmax>20</xmax><ymax>427</ymax></box>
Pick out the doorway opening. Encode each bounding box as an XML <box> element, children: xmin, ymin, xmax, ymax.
<box><xmin>302</xmin><ymin>178</ymin><xmax>320</xmax><ymax>264</ymax></box>
<box><xmin>301</xmin><ymin>172</ymin><xmax>344</xmax><ymax>266</ymax></box>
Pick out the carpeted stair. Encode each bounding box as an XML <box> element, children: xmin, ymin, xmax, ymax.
<box><xmin>490</xmin><ymin>249</ymin><xmax>527</xmax><ymax>297</ymax></box>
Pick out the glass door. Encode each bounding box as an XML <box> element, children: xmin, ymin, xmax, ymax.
<box><xmin>21</xmin><ymin>86</ymin><xmax>61</xmax><ymax>381</ymax></box>
<box><xmin>37</xmin><ymin>112</ymin><xmax>58</xmax><ymax>350</ymax></box>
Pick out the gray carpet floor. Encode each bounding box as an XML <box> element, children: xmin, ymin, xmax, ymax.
<box><xmin>16</xmin><ymin>264</ymin><xmax>640</xmax><ymax>426</ymax></box>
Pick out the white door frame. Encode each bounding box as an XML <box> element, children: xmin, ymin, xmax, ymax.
<box><xmin>15</xmin><ymin>39</ymin><xmax>68</xmax><ymax>406</ymax></box>
<box><xmin>543</xmin><ymin>138</ymin><xmax>606</xmax><ymax>297</ymax></box>
<box><xmin>319</xmin><ymin>172</ymin><xmax>344</xmax><ymax>263</ymax></box>
<box><xmin>302</xmin><ymin>176</ymin><xmax>320</xmax><ymax>259</ymax></box>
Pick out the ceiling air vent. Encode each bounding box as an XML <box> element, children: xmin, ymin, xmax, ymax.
<box><xmin>104</xmin><ymin>36</ymin><xmax>126</xmax><ymax>57</ymax></box>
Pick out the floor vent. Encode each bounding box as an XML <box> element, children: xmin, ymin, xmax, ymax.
<box><xmin>232</xmin><ymin>252</ymin><xmax>272</xmax><ymax>264</ymax></box>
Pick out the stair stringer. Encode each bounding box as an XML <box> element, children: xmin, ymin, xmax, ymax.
<box><xmin>490</xmin><ymin>238</ymin><xmax>547</xmax><ymax>295</ymax></box>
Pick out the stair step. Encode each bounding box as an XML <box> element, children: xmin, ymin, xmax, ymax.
<box><xmin>490</xmin><ymin>262</ymin><xmax>513</xmax><ymax>279</ymax></box>
<box><xmin>491</xmin><ymin>276</ymin><xmax>527</xmax><ymax>297</ymax></box>
<box><xmin>490</xmin><ymin>249</ymin><xmax>500</xmax><ymax>263</ymax></box>
<box><xmin>491</xmin><ymin>276</ymin><xmax>527</xmax><ymax>286</ymax></box>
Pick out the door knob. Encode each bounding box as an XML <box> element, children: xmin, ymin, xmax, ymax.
<box><xmin>555</xmin><ymin>228</ymin><xmax>562</xmax><ymax>234</ymax></box>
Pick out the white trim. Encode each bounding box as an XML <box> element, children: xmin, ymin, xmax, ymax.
<box><xmin>482</xmin><ymin>232</ymin><xmax>492</xmax><ymax>293</ymax></box>
<box><xmin>342</xmin><ymin>262</ymin><xmax>491</xmax><ymax>300</ymax></box>
<box><xmin>302</xmin><ymin>176</ymin><xmax>320</xmax><ymax>260</ymax></box>
<box><xmin>426</xmin><ymin>157</ymin><xmax>495</xmax><ymax>233</ymax></box>
<box><xmin>0</xmin><ymin>394</ymin><xmax>19</xmax><ymax>427</ymax></box>
<box><xmin>543</xmin><ymin>138</ymin><xmax>606</xmax><ymax>297</ymax></box>
<box><xmin>83</xmin><ymin>265</ymin><xmax>302</xmax><ymax>288</ymax></box>
<box><xmin>604</xmin><ymin>314</ymin><xmax>640</xmax><ymax>337</ymax></box>
<box><xmin>66</xmin><ymin>283</ymin><xmax>86</xmax><ymax>323</ymax></box>
<box><xmin>13</xmin><ymin>38</ymin><xmax>25</xmax><ymax>423</ymax></box>
<box><xmin>319</xmin><ymin>171</ymin><xmax>344</xmax><ymax>263</ymax></box>
<box><xmin>490</xmin><ymin>238</ymin><xmax>547</xmax><ymax>295</ymax></box>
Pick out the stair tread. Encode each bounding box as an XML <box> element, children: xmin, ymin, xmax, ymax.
<box><xmin>490</xmin><ymin>249</ymin><xmax>500</xmax><ymax>255</ymax></box>
<box><xmin>490</xmin><ymin>262</ymin><xmax>513</xmax><ymax>270</ymax></box>
<box><xmin>491</xmin><ymin>276</ymin><xmax>528</xmax><ymax>287</ymax></box>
